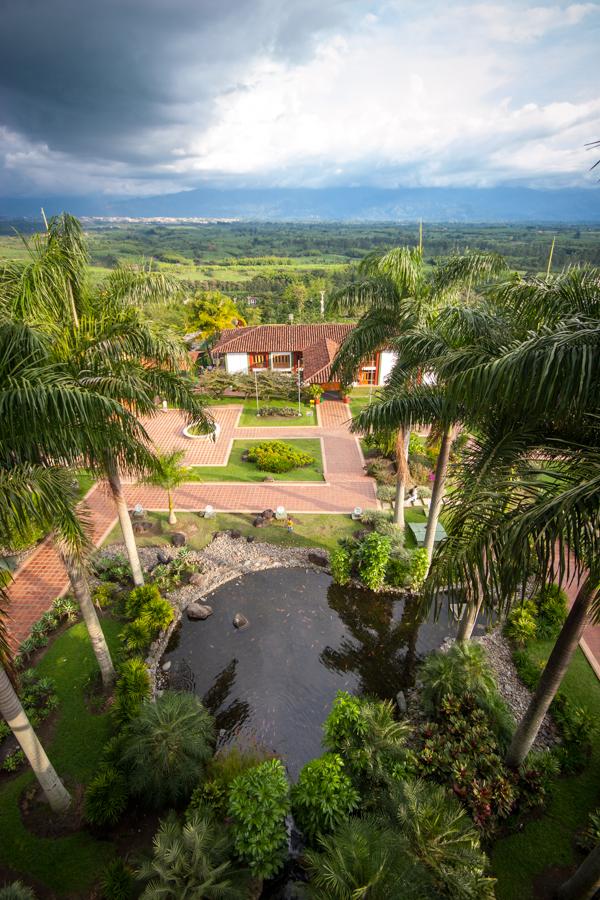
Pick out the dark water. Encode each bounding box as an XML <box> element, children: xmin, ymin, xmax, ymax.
<box><xmin>163</xmin><ymin>567</ymin><xmax>471</xmax><ymax>779</ymax></box>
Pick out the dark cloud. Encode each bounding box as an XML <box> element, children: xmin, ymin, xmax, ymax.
<box><xmin>0</xmin><ymin>0</ymin><xmax>352</xmax><ymax>162</ymax></box>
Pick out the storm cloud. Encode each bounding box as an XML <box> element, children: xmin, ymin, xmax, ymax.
<box><xmin>0</xmin><ymin>0</ymin><xmax>599</xmax><ymax>196</ymax></box>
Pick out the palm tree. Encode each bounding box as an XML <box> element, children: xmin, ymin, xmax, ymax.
<box><xmin>143</xmin><ymin>450</ymin><xmax>190</xmax><ymax>526</ymax></box>
<box><xmin>138</xmin><ymin>810</ymin><xmax>250</xmax><ymax>899</ymax></box>
<box><xmin>329</xmin><ymin>245</ymin><xmax>505</xmax><ymax>527</ymax></box>
<box><xmin>556</xmin><ymin>842</ymin><xmax>600</xmax><ymax>900</ymax></box>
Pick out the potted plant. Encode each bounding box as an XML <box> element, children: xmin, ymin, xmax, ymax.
<box><xmin>308</xmin><ymin>384</ymin><xmax>324</xmax><ymax>405</ymax></box>
<box><xmin>340</xmin><ymin>386</ymin><xmax>351</xmax><ymax>405</ymax></box>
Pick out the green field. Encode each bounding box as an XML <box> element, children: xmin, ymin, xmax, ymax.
<box><xmin>187</xmin><ymin>438</ymin><xmax>324</xmax><ymax>482</ymax></box>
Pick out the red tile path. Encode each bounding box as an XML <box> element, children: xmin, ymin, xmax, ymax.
<box><xmin>5</xmin><ymin>399</ymin><xmax>599</xmax><ymax>685</ymax></box>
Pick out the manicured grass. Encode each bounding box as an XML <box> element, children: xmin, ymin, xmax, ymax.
<box><xmin>238</xmin><ymin>398</ymin><xmax>317</xmax><ymax>427</ymax></box>
<box><xmin>491</xmin><ymin>644</ymin><xmax>600</xmax><ymax>899</ymax></box>
<box><xmin>349</xmin><ymin>388</ymin><xmax>377</xmax><ymax>419</ymax></box>
<box><xmin>0</xmin><ymin>618</ymin><xmax>122</xmax><ymax>893</ymax></box>
<box><xmin>104</xmin><ymin>510</ymin><xmax>359</xmax><ymax>554</ymax></box>
<box><xmin>76</xmin><ymin>469</ymin><xmax>96</xmax><ymax>498</ymax></box>
<box><xmin>187</xmin><ymin>438</ymin><xmax>324</xmax><ymax>482</ymax></box>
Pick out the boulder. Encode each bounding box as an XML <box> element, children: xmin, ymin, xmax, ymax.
<box><xmin>246</xmin><ymin>535</ymin><xmax>255</xmax><ymax>543</ymax></box>
<box><xmin>261</xmin><ymin>508</ymin><xmax>275</xmax><ymax>520</ymax></box>
<box><xmin>171</xmin><ymin>532</ymin><xmax>187</xmax><ymax>547</ymax></box>
<box><xmin>157</xmin><ymin>549</ymin><xmax>171</xmax><ymax>565</ymax></box>
<box><xmin>187</xmin><ymin>603</ymin><xmax>213</xmax><ymax>621</ymax></box>
<box><xmin>253</xmin><ymin>516</ymin><xmax>267</xmax><ymax>528</ymax></box>
<box><xmin>161</xmin><ymin>660</ymin><xmax>172</xmax><ymax>672</ymax></box>
<box><xmin>263</xmin><ymin>476</ymin><xmax>275</xmax><ymax>483</ymax></box>
<box><xmin>188</xmin><ymin>572</ymin><xmax>204</xmax><ymax>586</ymax></box>
<box><xmin>233</xmin><ymin>612</ymin><xmax>249</xmax><ymax>629</ymax></box>
<box><xmin>308</xmin><ymin>552</ymin><xmax>328</xmax><ymax>568</ymax></box>
<box><xmin>228</xmin><ymin>529</ymin><xmax>242</xmax><ymax>540</ymax></box>
<box><xmin>132</xmin><ymin>520</ymin><xmax>153</xmax><ymax>534</ymax></box>
<box><xmin>395</xmin><ymin>690</ymin><xmax>408</xmax><ymax>715</ymax></box>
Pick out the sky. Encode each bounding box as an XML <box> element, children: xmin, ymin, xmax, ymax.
<box><xmin>0</xmin><ymin>0</ymin><xmax>599</xmax><ymax>198</ymax></box>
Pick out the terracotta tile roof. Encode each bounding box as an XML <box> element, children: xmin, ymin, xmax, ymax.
<box><xmin>212</xmin><ymin>323</ymin><xmax>354</xmax><ymax>354</ymax></box>
<box><xmin>302</xmin><ymin>337</ymin><xmax>341</xmax><ymax>384</ymax></box>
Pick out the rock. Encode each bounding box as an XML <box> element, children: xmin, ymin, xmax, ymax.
<box><xmin>246</xmin><ymin>535</ymin><xmax>255</xmax><ymax>543</ymax></box>
<box><xmin>263</xmin><ymin>476</ymin><xmax>275</xmax><ymax>483</ymax></box>
<box><xmin>171</xmin><ymin>532</ymin><xmax>187</xmax><ymax>547</ymax></box>
<box><xmin>261</xmin><ymin>508</ymin><xmax>275</xmax><ymax>520</ymax></box>
<box><xmin>187</xmin><ymin>602</ymin><xmax>213</xmax><ymax>620</ymax></box>
<box><xmin>162</xmin><ymin>660</ymin><xmax>172</xmax><ymax>672</ymax></box>
<box><xmin>157</xmin><ymin>549</ymin><xmax>171</xmax><ymax>565</ymax></box>
<box><xmin>253</xmin><ymin>516</ymin><xmax>267</xmax><ymax>528</ymax></box>
<box><xmin>241</xmin><ymin>450</ymin><xmax>250</xmax><ymax>461</ymax></box>
<box><xmin>188</xmin><ymin>572</ymin><xmax>204</xmax><ymax>586</ymax></box>
<box><xmin>395</xmin><ymin>689</ymin><xmax>408</xmax><ymax>714</ymax></box>
<box><xmin>228</xmin><ymin>529</ymin><xmax>242</xmax><ymax>540</ymax></box>
<box><xmin>233</xmin><ymin>612</ymin><xmax>249</xmax><ymax>629</ymax></box>
<box><xmin>308</xmin><ymin>552</ymin><xmax>328</xmax><ymax>567</ymax></box>
<box><xmin>133</xmin><ymin>520</ymin><xmax>153</xmax><ymax>534</ymax></box>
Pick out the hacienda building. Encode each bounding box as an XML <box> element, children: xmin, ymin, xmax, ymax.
<box><xmin>211</xmin><ymin>323</ymin><xmax>397</xmax><ymax>390</ymax></box>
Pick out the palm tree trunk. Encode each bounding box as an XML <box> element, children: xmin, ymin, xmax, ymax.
<box><xmin>106</xmin><ymin>460</ymin><xmax>144</xmax><ymax>586</ymax></box>
<box><xmin>393</xmin><ymin>428</ymin><xmax>409</xmax><ymax>528</ymax></box>
<box><xmin>62</xmin><ymin>556</ymin><xmax>115</xmax><ymax>686</ymax></box>
<box><xmin>167</xmin><ymin>489</ymin><xmax>176</xmax><ymax>526</ymax></box>
<box><xmin>0</xmin><ymin>666</ymin><xmax>71</xmax><ymax>813</ymax></box>
<box><xmin>456</xmin><ymin>597</ymin><xmax>482</xmax><ymax>642</ymax></box>
<box><xmin>423</xmin><ymin>427</ymin><xmax>453</xmax><ymax>563</ymax></box>
<box><xmin>556</xmin><ymin>843</ymin><xmax>600</xmax><ymax>900</ymax></box>
<box><xmin>506</xmin><ymin>576</ymin><xmax>595</xmax><ymax>768</ymax></box>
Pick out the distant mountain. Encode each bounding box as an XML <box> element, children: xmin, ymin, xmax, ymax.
<box><xmin>1</xmin><ymin>186</ymin><xmax>599</xmax><ymax>223</ymax></box>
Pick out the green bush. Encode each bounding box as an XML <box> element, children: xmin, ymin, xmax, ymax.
<box><xmin>408</xmin><ymin>460</ymin><xmax>432</xmax><ymax>485</ymax></box>
<box><xmin>291</xmin><ymin>753</ymin><xmax>359</xmax><ymax>842</ymax></box>
<box><xmin>356</xmin><ymin>532</ymin><xmax>391</xmax><ymax>591</ymax></box>
<box><xmin>330</xmin><ymin>547</ymin><xmax>352</xmax><ymax>585</ymax></box>
<box><xmin>385</xmin><ymin>556</ymin><xmax>410</xmax><ymax>588</ymax></box>
<box><xmin>137</xmin><ymin>811</ymin><xmax>250</xmax><ymax>899</ymax></box>
<box><xmin>113</xmin><ymin>657</ymin><xmax>151</xmax><ymax>723</ymax></box>
<box><xmin>189</xmin><ymin>744</ymin><xmax>272</xmax><ymax>819</ymax></box>
<box><xmin>139</xmin><ymin>596</ymin><xmax>174</xmax><ymax>632</ymax></box>
<box><xmin>84</xmin><ymin>766</ymin><xmax>129</xmax><ymax>827</ymax></box>
<box><xmin>505</xmin><ymin>601</ymin><xmax>538</xmax><ymax>647</ymax></box>
<box><xmin>125</xmin><ymin>583</ymin><xmax>162</xmax><ymax>620</ymax></box>
<box><xmin>535</xmin><ymin>584</ymin><xmax>568</xmax><ymax>638</ymax></box>
<box><xmin>99</xmin><ymin>859</ymin><xmax>135</xmax><ymax>900</ymax></box>
<box><xmin>0</xmin><ymin>883</ymin><xmax>36</xmax><ymax>900</ymax></box>
<box><xmin>407</xmin><ymin>548</ymin><xmax>429</xmax><ymax>590</ymax></box>
<box><xmin>120</xmin><ymin>618</ymin><xmax>153</xmax><ymax>654</ymax></box>
<box><xmin>228</xmin><ymin>759</ymin><xmax>290</xmax><ymax>879</ymax></box>
<box><xmin>376</xmin><ymin>484</ymin><xmax>396</xmax><ymax>504</ymax></box>
<box><xmin>246</xmin><ymin>439</ymin><xmax>314</xmax><ymax>473</ymax></box>
<box><xmin>93</xmin><ymin>582</ymin><xmax>118</xmax><ymax>609</ymax></box>
<box><xmin>323</xmin><ymin>692</ymin><xmax>409</xmax><ymax>787</ymax></box>
<box><xmin>120</xmin><ymin>691</ymin><xmax>215</xmax><ymax>808</ymax></box>
<box><xmin>577</xmin><ymin>807</ymin><xmax>600</xmax><ymax>852</ymax></box>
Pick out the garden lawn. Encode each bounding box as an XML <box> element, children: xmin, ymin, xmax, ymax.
<box><xmin>349</xmin><ymin>388</ymin><xmax>378</xmax><ymax>419</ymax></box>
<box><xmin>104</xmin><ymin>510</ymin><xmax>358</xmax><ymax>554</ymax></box>
<box><xmin>237</xmin><ymin>398</ymin><xmax>317</xmax><ymax>427</ymax></box>
<box><xmin>491</xmin><ymin>644</ymin><xmax>600</xmax><ymax>899</ymax></box>
<box><xmin>0</xmin><ymin>618</ymin><xmax>122</xmax><ymax>894</ymax></box>
<box><xmin>187</xmin><ymin>439</ymin><xmax>324</xmax><ymax>482</ymax></box>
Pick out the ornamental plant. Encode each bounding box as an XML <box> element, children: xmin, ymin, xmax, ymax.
<box><xmin>84</xmin><ymin>766</ymin><xmax>129</xmax><ymax>827</ymax></box>
<box><xmin>246</xmin><ymin>440</ymin><xmax>314</xmax><ymax>474</ymax></box>
<box><xmin>330</xmin><ymin>547</ymin><xmax>352</xmax><ymax>585</ymax></box>
<box><xmin>534</xmin><ymin>584</ymin><xmax>568</xmax><ymax>639</ymax></box>
<box><xmin>291</xmin><ymin>753</ymin><xmax>360</xmax><ymax>842</ymax></box>
<box><xmin>189</xmin><ymin>744</ymin><xmax>273</xmax><ymax>819</ymax></box>
<box><xmin>99</xmin><ymin>859</ymin><xmax>135</xmax><ymax>900</ymax></box>
<box><xmin>504</xmin><ymin>601</ymin><xmax>537</xmax><ymax>647</ymax></box>
<box><xmin>356</xmin><ymin>532</ymin><xmax>391</xmax><ymax>591</ymax></box>
<box><xmin>227</xmin><ymin>759</ymin><xmax>290</xmax><ymax>879</ymax></box>
<box><xmin>113</xmin><ymin>657</ymin><xmax>151</xmax><ymax>724</ymax></box>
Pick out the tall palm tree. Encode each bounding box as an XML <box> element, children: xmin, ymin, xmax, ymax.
<box><xmin>143</xmin><ymin>450</ymin><xmax>190</xmax><ymax>525</ymax></box>
<box><xmin>557</xmin><ymin>842</ymin><xmax>600</xmax><ymax>900</ymax></box>
<box><xmin>329</xmin><ymin>246</ymin><xmax>505</xmax><ymax>527</ymax></box>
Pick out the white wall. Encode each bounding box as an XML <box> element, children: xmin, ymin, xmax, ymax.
<box><xmin>378</xmin><ymin>351</ymin><xmax>397</xmax><ymax>385</ymax></box>
<box><xmin>225</xmin><ymin>352</ymin><xmax>248</xmax><ymax>374</ymax></box>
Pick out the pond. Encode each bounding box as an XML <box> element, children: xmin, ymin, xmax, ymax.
<box><xmin>162</xmin><ymin>567</ymin><xmax>483</xmax><ymax>779</ymax></box>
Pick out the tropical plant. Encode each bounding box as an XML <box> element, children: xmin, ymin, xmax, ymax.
<box><xmin>137</xmin><ymin>810</ymin><xmax>250</xmax><ymax>899</ymax></box>
<box><xmin>330</xmin><ymin>548</ymin><xmax>352</xmax><ymax>586</ymax></box>
<box><xmin>291</xmin><ymin>753</ymin><xmax>360</xmax><ymax>842</ymax></box>
<box><xmin>184</xmin><ymin>289</ymin><xmax>247</xmax><ymax>338</ymax></box>
<box><xmin>189</xmin><ymin>743</ymin><xmax>273</xmax><ymax>819</ymax></box>
<box><xmin>246</xmin><ymin>440</ymin><xmax>314</xmax><ymax>473</ymax></box>
<box><xmin>119</xmin><ymin>691</ymin><xmax>215</xmax><ymax>808</ymax></box>
<box><xmin>125</xmin><ymin>583</ymin><xmax>162</xmax><ymax>619</ymax></box>
<box><xmin>99</xmin><ymin>858</ymin><xmax>135</xmax><ymax>900</ymax></box>
<box><xmin>356</xmin><ymin>532</ymin><xmax>391</xmax><ymax>591</ymax></box>
<box><xmin>113</xmin><ymin>657</ymin><xmax>151</xmax><ymax>723</ymax></box>
<box><xmin>0</xmin><ymin>883</ymin><xmax>37</xmax><ymax>900</ymax></box>
<box><xmin>504</xmin><ymin>602</ymin><xmax>538</xmax><ymax>647</ymax></box>
<box><xmin>143</xmin><ymin>450</ymin><xmax>190</xmax><ymax>525</ymax></box>
<box><xmin>84</xmin><ymin>766</ymin><xmax>129</xmax><ymax>827</ymax></box>
<box><xmin>227</xmin><ymin>759</ymin><xmax>290</xmax><ymax>879</ymax></box>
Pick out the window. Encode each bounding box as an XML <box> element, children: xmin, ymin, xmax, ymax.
<box><xmin>271</xmin><ymin>352</ymin><xmax>292</xmax><ymax>370</ymax></box>
<box><xmin>249</xmin><ymin>353</ymin><xmax>268</xmax><ymax>370</ymax></box>
<box><xmin>360</xmin><ymin>368</ymin><xmax>377</xmax><ymax>385</ymax></box>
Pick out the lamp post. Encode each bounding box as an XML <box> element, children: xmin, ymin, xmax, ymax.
<box><xmin>254</xmin><ymin>369</ymin><xmax>260</xmax><ymax>414</ymax></box>
<box><xmin>297</xmin><ymin>368</ymin><xmax>303</xmax><ymax>417</ymax></box>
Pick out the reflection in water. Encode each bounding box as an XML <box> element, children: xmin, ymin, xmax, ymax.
<box><xmin>163</xmin><ymin>567</ymin><xmax>457</xmax><ymax>778</ymax></box>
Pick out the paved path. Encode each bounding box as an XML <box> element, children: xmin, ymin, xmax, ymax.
<box><xmin>5</xmin><ymin>399</ymin><xmax>375</xmax><ymax>646</ymax></box>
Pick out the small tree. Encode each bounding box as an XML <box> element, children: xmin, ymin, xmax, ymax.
<box><xmin>143</xmin><ymin>451</ymin><xmax>190</xmax><ymax>525</ymax></box>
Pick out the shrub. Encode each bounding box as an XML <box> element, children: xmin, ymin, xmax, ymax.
<box><xmin>2</xmin><ymin>750</ymin><xmax>25</xmax><ymax>773</ymax></box>
<box><xmin>407</xmin><ymin>548</ymin><xmax>429</xmax><ymax>590</ymax></box>
<box><xmin>189</xmin><ymin>744</ymin><xmax>273</xmax><ymax>819</ymax></box>
<box><xmin>535</xmin><ymin>584</ymin><xmax>568</xmax><ymax>639</ymax></box>
<box><xmin>0</xmin><ymin>883</ymin><xmax>36</xmax><ymax>900</ymax></box>
<box><xmin>228</xmin><ymin>759</ymin><xmax>290</xmax><ymax>879</ymax></box>
<box><xmin>256</xmin><ymin>405</ymin><xmax>299</xmax><ymax>418</ymax></box>
<box><xmin>385</xmin><ymin>555</ymin><xmax>410</xmax><ymax>588</ymax></box>
<box><xmin>52</xmin><ymin>595</ymin><xmax>78</xmax><ymax>620</ymax></box>
<box><xmin>125</xmin><ymin>583</ymin><xmax>162</xmax><ymax>620</ymax></box>
<box><xmin>376</xmin><ymin>484</ymin><xmax>396</xmax><ymax>504</ymax></box>
<box><xmin>137</xmin><ymin>810</ymin><xmax>250</xmax><ymax>899</ymax></box>
<box><xmin>408</xmin><ymin>460</ymin><xmax>432</xmax><ymax>485</ymax></box>
<box><xmin>577</xmin><ymin>807</ymin><xmax>600</xmax><ymax>852</ymax></box>
<box><xmin>113</xmin><ymin>658</ymin><xmax>151</xmax><ymax>724</ymax></box>
<box><xmin>323</xmin><ymin>692</ymin><xmax>409</xmax><ymax>788</ymax></box>
<box><xmin>93</xmin><ymin>582</ymin><xmax>118</xmax><ymax>609</ymax></box>
<box><xmin>84</xmin><ymin>766</ymin><xmax>129</xmax><ymax>827</ymax></box>
<box><xmin>356</xmin><ymin>532</ymin><xmax>391</xmax><ymax>591</ymax></box>
<box><xmin>330</xmin><ymin>548</ymin><xmax>352</xmax><ymax>585</ymax></box>
<box><xmin>246</xmin><ymin>440</ymin><xmax>314</xmax><ymax>473</ymax></box>
<box><xmin>139</xmin><ymin>596</ymin><xmax>174</xmax><ymax>632</ymax></box>
<box><xmin>291</xmin><ymin>753</ymin><xmax>359</xmax><ymax>842</ymax></box>
<box><xmin>365</xmin><ymin>460</ymin><xmax>394</xmax><ymax>485</ymax></box>
<box><xmin>120</xmin><ymin>618</ymin><xmax>153</xmax><ymax>654</ymax></box>
<box><xmin>99</xmin><ymin>859</ymin><xmax>135</xmax><ymax>900</ymax></box>
<box><xmin>95</xmin><ymin>553</ymin><xmax>131</xmax><ymax>585</ymax></box>
<box><xmin>505</xmin><ymin>601</ymin><xmax>537</xmax><ymax>647</ymax></box>
<box><xmin>120</xmin><ymin>692</ymin><xmax>215</xmax><ymax>808</ymax></box>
